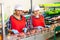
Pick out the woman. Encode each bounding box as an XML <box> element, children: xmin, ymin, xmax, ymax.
<box><xmin>7</xmin><ymin>5</ymin><xmax>27</xmax><ymax>34</ymax></box>
<box><xmin>28</xmin><ymin>6</ymin><xmax>45</xmax><ymax>30</ymax></box>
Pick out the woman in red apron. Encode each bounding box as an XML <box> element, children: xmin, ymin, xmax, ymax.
<box><xmin>27</xmin><ymin>6</ymin><xmax>45</xmax><ymax>30</ymax></box>
<box><xmin>8</xmin><ymin>5</ymin><xmax>27</xmax><ymax>34</ymax></box>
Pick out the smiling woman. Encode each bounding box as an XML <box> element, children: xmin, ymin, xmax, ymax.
<box><xmin>7</xmin><ymin>5</ymin><xmax>27</xmax><ymax>34</ymax></box>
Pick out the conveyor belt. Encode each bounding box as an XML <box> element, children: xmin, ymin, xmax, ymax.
<box><xmin>7</xmin><ymin>31</ymin><xmax>54</xmax><ymax>40</ymax></box>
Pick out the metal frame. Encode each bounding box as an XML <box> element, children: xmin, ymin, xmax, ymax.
<box><xmin>1</xmin><ymin>3</ymin><xmax>6</xmax><ymax>40</ymax></box>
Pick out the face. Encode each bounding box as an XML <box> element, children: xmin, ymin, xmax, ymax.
<box><xmin>33</xmin><ymin>10</ymin><xmax>40</xmax><ymax>16</ymax></box>
<box><xmin>15</xmin><ymin>10</ymin><xmax>23</xmax><ymax>16</ymax></box>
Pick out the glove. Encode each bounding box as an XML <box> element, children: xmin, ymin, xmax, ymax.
<box><xmin>37</xmin><ymin>26</ymin><xmax>43</xmax><ymax>30</ymax></box>
<box><xmin>12</xmin><ymin>29</ymin><xmax>19</xmax><ymax>34</ymax></box>
<box><xmin>23</xmin><ymin>28</ymin><xmax>27</xmax><ymax>33</ymax></box>
<box><xmin>45</xmin><ymin>25</ymin><xmax>51</xmax><ymax>28</ymax></box>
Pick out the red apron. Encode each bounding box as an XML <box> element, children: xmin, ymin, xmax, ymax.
<box><xmin>32</xmin><ymin>15</ymin><xmax>45</xmax><ymax>28</ymax></box>
<box><xmin>10</xmin><ymin>15</ymin><xmax>26</xmax><ymax>32</ymax></box>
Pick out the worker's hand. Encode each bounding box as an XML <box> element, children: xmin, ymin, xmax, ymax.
<box><xmin>23</xmin><ymin>28</ymin><xmax>27</xmax><ymax>33</ymax></box>
<box><xmin>37</xmin><ymin>26</ymin><xmax>43</xmax><ymax>30</ymax></box>
<box><xmin>11</xmin><ymin>29</ymin><xmax>19</xmax><ymax>34</ymax></box>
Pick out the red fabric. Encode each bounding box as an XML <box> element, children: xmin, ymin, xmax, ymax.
<box><xmin>32</xmin><ymin>15</ymin><xmax>45</xmax><ymax>28</ymax></box>
<box><xmin>10</xmin><ymin>15</ymin><xmax>26</xmax><ymax>33</ymax></box>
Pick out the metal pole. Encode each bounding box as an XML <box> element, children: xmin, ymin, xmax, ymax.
<box><xmin>30</xmin><ymin>0</ymin><xmax>34</xmax><ymax>29</ymax></box>
<box><xmin>30</xmin><ymin>0</ymin><xmax>32</xmax><ymax>13</ymax></box>
<box><xmin>1</xmin><ymin>2</ymin><xmax>6</xmax><ymax>40</ymax></box>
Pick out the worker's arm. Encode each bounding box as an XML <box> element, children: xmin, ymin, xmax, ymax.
<box><xmin>6</xmin><ymin>18</ymin><xmax>11</xmax><ymax>30</ymax></box>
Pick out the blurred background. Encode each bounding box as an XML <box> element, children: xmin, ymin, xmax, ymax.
<box><xmin>0</xmin><ymin>0</ymin><xmax>60</xmax><ymax>40</ymax></box>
